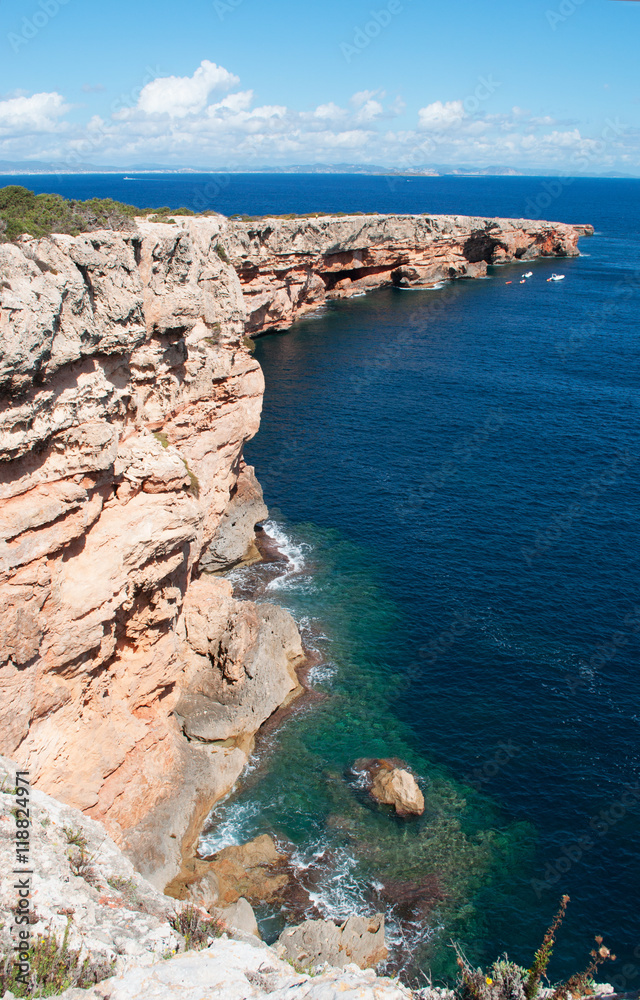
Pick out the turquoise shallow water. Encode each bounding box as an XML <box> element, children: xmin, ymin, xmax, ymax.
<box><xmin>200</xmin><ymin>520</ymin><xmax>537</xmax><ymax>982</ymax></box>
<box><xmin>7</xmin><ymin>172</ymin><xmax>638</xmax><ymax>985</ymax></box>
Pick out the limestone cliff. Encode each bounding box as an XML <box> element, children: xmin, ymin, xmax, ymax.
<box><xmin>0</xmin><ymin>211</ymin><xmax>590</xmax><ymax>890</ymax></box>
<box><xmin>223</xmin><ymin>213</ymin><xmax>592</xmax><ymax>334</ymax></box>
<box><xmin>0</xmin><ymin>217</ymin><xmax>304</xmax><ymax>889</ymax></box>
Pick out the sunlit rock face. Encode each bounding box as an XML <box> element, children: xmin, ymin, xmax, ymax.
<box><xmin>223</xmin><ymin>213</ymin><xmax>593</xmax><ymax>334</ymax></box>
<box><xmin>0</xmin><ymin>218</ymin><xmax>303</xmax><ymax>888</ymax></box>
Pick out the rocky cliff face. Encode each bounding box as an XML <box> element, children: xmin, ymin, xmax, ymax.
<box><xmin>223</xmin><ymin>213</ymin><xmax>593</xmax><ymax>334</ymax></box>
<box><xmin>0</xmin><ymin>211</ymin><xmax>590</xmax><ymax>890</ymax></box>
<box><xmin>0</xmin><ymin>217</ymin><xmax>303</xmax><ymax>889</ymax></box>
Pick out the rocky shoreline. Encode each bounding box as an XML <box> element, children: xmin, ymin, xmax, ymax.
<box><xmin>0</xmin><ymin>210</ymin><xmax>594</xmax><ymax>994</ymax></box>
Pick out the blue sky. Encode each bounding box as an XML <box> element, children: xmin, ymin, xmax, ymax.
<box><xmin>0</xmin><ymin>0</ymin><xmax>639</xmax><ymax>172</ymax></box>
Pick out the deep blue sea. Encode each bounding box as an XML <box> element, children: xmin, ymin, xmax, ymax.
<box><xmin>6</xmin><ymin>173</ymin><xmax>639</xmax><ymax>985</ymax></box>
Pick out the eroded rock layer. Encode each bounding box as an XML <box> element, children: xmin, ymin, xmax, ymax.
<box><xmin>0</xmin><ymin>217</ymin><xmax>304</xmax><ymax>888</ymax></box>
<box><xmin>0</xmin><ymin>212</ymin><xmax>590</xmax><ymax>888</ymax></box>
<box><xmin>223</xmin><ymin>213</ymin><xmax>593</xmax><ymax>334</ymax></box>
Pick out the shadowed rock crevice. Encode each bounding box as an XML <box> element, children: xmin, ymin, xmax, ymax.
<box><xmin>223</xmin><ymin>213</ymin><xmax>592</xmax><ymax>335</ymax></box>
<box><xmin>462</xmin><ymin>230</ymin><xmax>505</xmax><ymax>263</ymax></box>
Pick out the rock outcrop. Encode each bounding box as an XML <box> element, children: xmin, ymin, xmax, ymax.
<box><xmin>0</xmin><ymin>211</ymin><xmax>590</xmax><ymax>892</ymax></box>
<box><xmin>60</xmin><ymin>941</ymin><xmax>413</xmax><ymax>1000</ymax></box>
<box><xmin>0</xmin><ymin>754</ymin><xmax>180</xmax><ymax>970</ymax></box>
<box><xmin>222</xmin><ymin>213</ymin><xmax>593</xmax><ymax>335</ymax></box>
<box><xmin>182</xmin><ymin>834</ymin><xmax>291</xmax><ymax>910</ymax></box>
<box><xmin>276</xmin><ymin>914</ymin><xmax>388</xmax><ymax>971</ymax></box>
<box><xmin>353</xmin><ymin>759</ymin><xmax>425</xmax><ymax>817</ymax></box>
<box><xmin>371</xmin><ymin>766</ymin><xmax>425</xmax><ymax>818</ymax></box>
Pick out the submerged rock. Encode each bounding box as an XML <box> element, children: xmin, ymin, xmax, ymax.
<box><xmin>276</xmin><ymin>913</ymin><xmax>388</xmax><ymax>970</ymax></box>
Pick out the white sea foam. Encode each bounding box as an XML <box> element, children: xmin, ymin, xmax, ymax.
<box><xmin>397</xmin><ymin>282</ymin><xmax>446</xmax><ymax>291</ymax></box>
<box><xmin>262</xmin><ymin>519</ymin><xmax>311</xmax><ymax>592</ymax></box>
<box><xmin>199</xmin><ymin>798</ymin><xmax>262</xmax><ymax>856</ymax></box>
<box><xmin>307</xmin><ymin>660</ymin><xmax>337</xmax><ymax>686</ymax></box>
<box><xmin>290</xmin><ymin>840</ymin><xmax>370</xmax><ymax>921</ymax></box>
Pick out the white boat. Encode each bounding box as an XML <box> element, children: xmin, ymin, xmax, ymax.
<box><xmin>522</xmin><ymin>271</ymin><xmax>533</xmax><ymax>278</ymax></box>
<box><xmin>547</xmin><ymin>273</ymin><xmax>565</xmax><ymax>282</ymax></box>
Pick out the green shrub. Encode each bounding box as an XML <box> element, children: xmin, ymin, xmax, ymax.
<box><xmin>63</xmin><ymin>826</ymin><xmax>98</xmax><ymax>884</ymax></box>
<box><xmin>215</xmin><ymin>242</ymin><xmax>230</xmax><ymax>264</ymax></box>
<box><xmin>153</xmin><ymin>431</ymin><xmax>170</xmax><ymax>449</ymax></box>
<box><xmin>0</xmin><ymin>186</ymin><xmax>199</xmax><ymax>242</ymax></box>
<box><xmin>0</xmin><ymin>921</ymin><xmax>114</xmax><ymax>998</ymax></box>
<box><xmin>106</xmin><ymin>876</ymin><xmax>140</xmax><ymax>907</ymax></box>
<box><xmin>62</xmin><ymin>826</ymin><xmax>88</xmax><ymax>851</ymax></box>
<box><xmin>185</xmin><ymin>467</ymin><xmax>200</xmax><ymax>499</ymax></box>
<box><xmin>169</xmin><ymin>904</ymin><xmax>224</xmax><ymax>951</ymax></box>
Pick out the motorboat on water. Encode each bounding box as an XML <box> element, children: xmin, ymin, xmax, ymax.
<box><xmin>521</xmin><ymin>271</ymin><xmax>533</xmax><ymax>278</ymax></box>
<box><xmin>547</xmin><ymin>273</ymin><xmax>565</xmax><ymax>282</ymax></box>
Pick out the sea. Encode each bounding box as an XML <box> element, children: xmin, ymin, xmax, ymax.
<box><xmin>5</xmin><ymin>172</ymin><xmax>640</xmax><ymax>986</ymax></box>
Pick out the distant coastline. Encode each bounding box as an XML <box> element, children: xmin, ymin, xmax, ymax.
<box><xmin>0</xmin><ymin>163</ymin><xmax>637</xmax><ymax>178</ymax></box>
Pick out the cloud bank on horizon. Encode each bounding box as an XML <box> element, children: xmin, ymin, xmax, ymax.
<box><xmin>0</xmin><ymin>58</ymin><xmax>636</xmax><ymax>174</ymax></box>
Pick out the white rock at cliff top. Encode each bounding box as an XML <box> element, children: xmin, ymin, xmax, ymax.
<box><xmin>52</xmin><ymin>942</ymin><xmax>414</xmax><ymax>1000</ymax></box>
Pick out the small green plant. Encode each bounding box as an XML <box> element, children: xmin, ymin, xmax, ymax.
<box><xmin>169</xmin><ymin>904</ymin><xmax>224</xmax><ymax>951</ymax></box>
<box><xmin>523</xmin><ymin>894</ymin><xmax>570</xmax><ymax>1000</ymax></box>
<box><xmin>184</xmin><ymin>465</ymin><xmax>200</xmax><ymax>499</ymax></box>
<box><xmin>454</xmin><ymin>897</ymin><xmax>615</xmax><ymax>1000</ymax></box>
<box><xmin>63</xmin><ymin>827</ymin><xmax>98</xmax><ymax>885</ymax></box>
<box><xmin>550</xmin><ymin>937</ymin><xmax>616</xmax><ymax>1000</ymax></box>
<box><xmin>243</xmin><ymin>335</ymin><xmax>256</xmax><ymax>353</ymax></box>
<box><xmin>0</xmin><ymin>920</ymin><xmax>114</xmax><ymax>998</ymax></box>
<box><xmin>215</xmin><ymin>242</ymin><xmax>230</xmax><ymax>264</ymax></box>
<box><xmin>283</xmin><ymin>956</ymin><xmax>319</xmax><ymax>976</ymax></box>
<box><xmin>106</xmin><ymin>876</ymin><xmax>139</xmax><ymax>906</ymax></box>
<box><xmin>67</xmin><ymin>845</ymin><xmax>98</xmax><ymax>884</ymax></box>
<box><xmin>62</xmin><ymin>826</ymin><xmax>88</xmax><ymax>850</ymax></box>
<box><xmin>153</xmin><ymin>431</ymin><xmax>170</xmax><ymax>449</ymax></box>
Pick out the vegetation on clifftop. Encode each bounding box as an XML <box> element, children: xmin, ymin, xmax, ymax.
<box><xmin>0</xmin><ymin>920</ymin><xmax>114</xmax><ymax>999</ymax></box>
<box><xmin>0</xmin><ymin>185</ymin><xmax>205</xmax><ymax>242</ymax></box>
<box><xmin>0</xmin><ymin>185</ymin><xmax>383</xmax><ymax>241</ymax></box>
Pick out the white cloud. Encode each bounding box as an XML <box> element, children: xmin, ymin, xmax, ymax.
<box><xmin>0</xmin><ymin>92</ymin><xmax>69</xmax><ymax>133</ymax></box>
<box><xmin>1</xmin><ymin>67</ymin><xmax>637</xmax><ymax>174</ymax></box>
<box><xmin>313</xmin><ymin>102</ymin><xmax>347</xmax><ymax>122</ymax></box>
<box><xmin>529</xmin><ymin>114</ymin><xmax>556</xmax><ymax>126</ymax></box>
<box><xmin>135</xmin><ymin>60</ymin><xmax>239</xmax><ymax>118</ymax></box>
<box><xmin>418</xmin><ymin>100</ymin><xmax>465</xmax><ymax>131</ymax></box>
<box><xmin>207</xmin><ymin>91</ymin><xmax>254</xmax><ymax>117</ymax></box>
<box><xmin>354</xmin><ymin>99</ymin><xmax>384</xmax><ymax>123</ymax></box>
<box><xmin>351</xmin><ymin>90</ymin><xmax>384</xmax><ymax>109</ymax></box>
